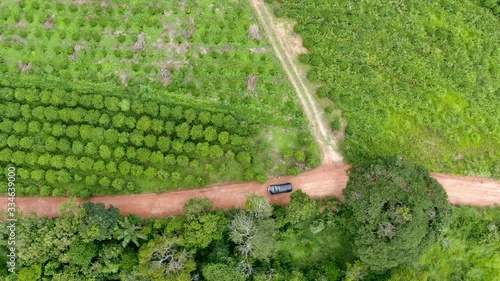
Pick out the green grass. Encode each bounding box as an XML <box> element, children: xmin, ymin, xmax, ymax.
<box><xmin>0</xmin><ymin>0</ymin><xmax>321</xmax><ymax>196</ymax></box>
<box><xmin>269</xmin><ymin>0</ymin><xmax>500</xmax><ymax>177</ymax></box>
<box><xmin>277</xmin><ymin>204</ymin><xmax>499</xmax><ymax>280</ymax></box>
<box><xmin>416</xmin><ymin>205</ymin><xmax>500</xmax><ymax>280</ymax></box>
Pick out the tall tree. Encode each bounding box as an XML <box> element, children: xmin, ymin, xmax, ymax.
<box><xmin>229</xmin><ymin>196</ymin><xmax>277</xmax><ymax>262</ymax></box>
<box><xmin>181</xmin><ymin>212</ymin><xmax>228</xmax><ymax>249</ymax></box>
<box><xmin>138</xmin><ymin>237</ymin><xmax>196</xmax><ymax>281</ymax></box>
<box><xmin>114</xmin><ymin>217</ymin><xmax>147</xmax><ymax>248</ymax></box>
<box><xmin>80</xmin><ymin>202</ymin><xmax>120</xmax><ymax>242</ymax></box>
<box><xmin>285</xmin><ymin>190</ymin><xmax>320</xmax><ymax>229</ymax></box>
<box><xmin>343</xmin><ymin>157</ymin><xmax>452</xmax><ymax>272</ymax></box>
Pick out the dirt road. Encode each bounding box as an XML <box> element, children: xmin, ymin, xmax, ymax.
<box><xmin>430</xmin><ymin>173</ymin><xmax>500</xmax><ymax>206</ymax></box>
<box><xmin>1</xmin><ymin>164</ymin><xmax>499</xmax><ymax>218</ymax></box>
<box><xmin>251</xmin><ymin>0</ymin><xmax>343</xmax><ymax>164</ymax></box>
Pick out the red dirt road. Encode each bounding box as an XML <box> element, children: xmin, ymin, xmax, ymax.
<box><xmin>1</xmin><ymin>164</ymin><xmax>499</xmax><ymax>218</ymax></box>
<box><xmin>430</xmin><ymin>172</ymin><xmax>500</xmax><ymax>206</ymax></box>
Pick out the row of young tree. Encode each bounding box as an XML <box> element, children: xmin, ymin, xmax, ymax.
<box><xmin>1</xmin><ymin>87</ymin><xmax>248</xmax><ymax>135</ymax></box>
<box><xmin>1</xmin><ymin>0</ymin><xmax>245</xmax><ymax>87</ymax></box>
<box><xmin>1</xmin><ymin>158</ymin><xmax>497</xmax><ymax>280</ymax></box>
<box><xmin>0</xmin><ymin>129</ymin><xmax>258</xmax><ymax>196</ymax></box>
<box><xmin>0</xmin><ymin>83</ymin><xmax>295</xmax><ymax>196</ymax></box>
<box><xmin>0</xmin><ymin>132</ymin><xmax>244</xmax><ymax>164</ymax></box>
<box><xmin>1</xmin><ymin>0</ymin><xmax>317</xmax><ymax>169</ymax></box>
<box><xmin>12</xmin><ymin>0</ymin><xmax>165</xmax><ymax>22</ymax></box>
<box><xmin>0</xmin><ymin>84</ymin><xmax>315</xmax><ymax>196</ymax></box>
<box><xmin>0</xmin><ymin>118</ymin><xmax>250</xmax><ymax>158</ymax></box>
<box><xmin>0</xmin><ymin>139</ymin><xmax>254</xmax><ymax>178</ymax></box>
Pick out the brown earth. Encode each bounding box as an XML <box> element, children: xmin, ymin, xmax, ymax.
<box><xmin>274</xmin><ymin>21</ymin><xmax>308</xmax><ymax>58</ymax></box>
<box><xmin>1</xmin><ymin>164</ymin><xmax>499</xmax><ymax>218</ymax></box>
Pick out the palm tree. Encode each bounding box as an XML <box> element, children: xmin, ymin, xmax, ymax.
<box><xmin>115</xmin><ymin>217</ymin><xmax>147</xmax><ymax>248</ymax></box>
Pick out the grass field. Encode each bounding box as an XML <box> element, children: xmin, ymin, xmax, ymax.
<box><xmin>269</xmin><ymin>0</ymin><xmax>500</xmax><ymax>177</ymax></box>
<box><xmin>0</xmin><ymin>0</ymin><xmax>320</xmax><ymax>196</ymax></box>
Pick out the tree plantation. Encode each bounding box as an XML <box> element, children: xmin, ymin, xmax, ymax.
<box><xmin>0</xmin><ymin>0</ymin><xmax>321</xmax><ymax>196</ymax></box>
<box><xmin>1</xmin><ymin>0</ymin><xmax>498</xmax><ymax>279</ymax></box>
<box><xmin>0</xmin><ymin>84</ymin><xmax>321</xmax><ymax>197</ymax></box>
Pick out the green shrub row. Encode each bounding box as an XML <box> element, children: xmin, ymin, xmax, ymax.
<box><xmin>0</xmin><ymin>86</ymin><xmax>270</xmax><ymax>197</ymax></box>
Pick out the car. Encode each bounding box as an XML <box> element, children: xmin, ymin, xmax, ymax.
<box><xmin>268</xmin><ymin>183</ymin><xmax>293</xmax><ymax>195</ymax></box>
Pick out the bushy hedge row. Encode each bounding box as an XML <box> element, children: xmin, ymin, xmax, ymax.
<box><xmin>0</xmin><ymin>86</ymin><xmax>285</xmax><ymax>197</ymax></box>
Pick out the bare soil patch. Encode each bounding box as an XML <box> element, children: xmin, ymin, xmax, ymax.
<box><xmin>274</xmin><ymin>21</ymin><xmax>308</xmax><ymax>58</ymax></box>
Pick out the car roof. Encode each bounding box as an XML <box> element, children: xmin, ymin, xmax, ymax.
<box><xmin>270</xmin><ymin>183</ymin><xmax>292</xmax><ymax>187</ymax></box>
<box><xmin>268</xmin><ymin>183</ymin><xmax>292</xmax><ymax>194</ymax></box>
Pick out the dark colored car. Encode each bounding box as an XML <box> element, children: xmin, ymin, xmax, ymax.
<box><xmin>268</xmin><ymin>183</ymin><xmax>293</xmax><ymax>195</ymax></box>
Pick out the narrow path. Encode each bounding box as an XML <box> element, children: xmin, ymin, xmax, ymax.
<box><xmin>1</xmin><ymin>164</ymin><xmax>499</xmax><ymax>218</ymax></box>
<box><xmin>251</xmin><ymin>0</ymin><xmax>343</xmax><ymax>164</ymax></box>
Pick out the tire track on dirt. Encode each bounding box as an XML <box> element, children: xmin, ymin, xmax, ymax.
<box><xmin>251</xmin><ymin>0</ymin><xmax>343</xmax><ymax>164</ymax></box>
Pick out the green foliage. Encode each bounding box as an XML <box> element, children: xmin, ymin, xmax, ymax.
<box><xmin>414</xmin><ymin>205</ymin><xmax>500</xmax><ymax>280</ymax></box>
<box><xmin>138</xmin><ymin>237</ymin><xmax>196</xmax><ymax>281</ymax></box>
<box><xmin>285</xmin><ymin>190</ymin><xmax>320</xmax><ymax>228</ymax></box>
<box><xmin>0</xmin><ymin>85</ymin><xmax>272</xmax><ymax>195</ymax></box>
<box><xmin>202</xmin><ymin>263</ymin><xmax>245</xmax><ymax>281</ymax></box>
<box><xmin>4</xmin><ymin>195</ymin><xmax>498</xmax><ymax>280</ymax></box>
<box><xmin>181</xmin><ymin>212</ymin><xmax>228</xmax><ymax>249</ymax></box>
<box><xmin>16</xmin><ymin>264</ymin><xmax>42</xmax><ymax>281</ymax></box>
<box><xmin>182</xmin><ymin>197</ymin><xmax>214</xmax><ymax>217</ymax></box>
<box><xmin>229</xmin><ymin>209</ymin><xmax>277</xmax><ymax>261</ymax></box>
<box><xmin>272</xmin><ymin>0</ymin><xmax>500</xmax><ymax>177</ymax></box>
<box><xmin>0</xmin><ymin>82</ymin><xmax>308</xmax><ymax>195</ymax></box>
<box><xmin>343</xmin><ymin>157</ymin><xmax>452</xmax><ymax>272</ymax></box>
<box><xmin>114</xmin><ymin>217</ymin><xmax>147</xmax><ymax>248</ymax></box>
<box><xmin>68</xmin><ymin>240</ymin><xmax>98</xmax><ymax>266</ymax></box>
<box><xmin>245</xmin><ymin>194</ymin><xmax>273</xmax><ymax>219</ymax></box>
<box><xmin>344</xmin><ymin>260</ymin><xmax>367</xmax><ymax>281</ymax></box>
<box><xmin>80</xmin><ymin>202</ymin><xmax>120</xmax><ymax>242</ymax></box>
<box><xmin>388</xmin><ymin>266</ymin><xmax>428</xmax><ymax>281</ymax></box>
